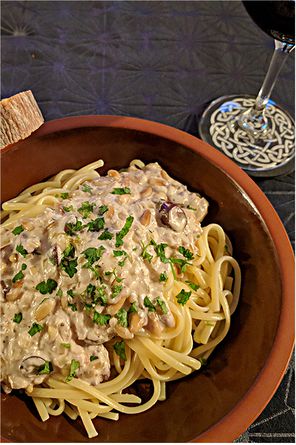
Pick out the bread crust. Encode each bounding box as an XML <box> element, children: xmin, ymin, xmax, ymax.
<box><xmin>0</xmin><ymin>90</ymin><xmax>44</xmax><ymax>149</ymax></box>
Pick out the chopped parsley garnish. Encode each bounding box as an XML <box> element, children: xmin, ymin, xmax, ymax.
<box><xmin>37</xmin><ymin>361</ymin><xmax>53</xmax><ymax>375</ymax></box>
<box><xmin>144</xmin><ymin>296</ymin><xmax>156</xmax><ymax>312</ymax></box>
<box><xmin>13</xmin><ymin>312</ymin><xmax>22</xmax><ymax>324</ymax></box>
<box><xmin>113</xmin><ymin>340</ymin><xmax>126</xmax><ymax>361</ymax></box>
<box><xmin>63</xmin><ymin>205</ymin><xmax>74</xmax><ymax>212</ymax></box>
<box><xmin>64</xmin><ymin>244</ymin><xmax>75</xmax><ymax>258</ymax></box>
<box><xmin>86</xmin><ymin>283</ymin><xmax>96</xmax><ymax>298</ymax></box>
<box><xmin>61</xmin><ymin>245</ymin><xmax>78</xmax><ymax>278</ymax></box>
<box><xmin>90</xmin><ymin>355</ymin><xmax>98</xmax><ymax>362</ymax></box>
<box><xmin>78</xmin><ymin>201</ymin><xmax>95</xmax><ymax>218</ymax></box>
<box><xmin>111</xmin><ymin>187</ymin><xmax>131</xmax><ymax>195</ymax></box>
<box><xmin>56</xmin><ymin>288</ymin><xmax>63</xmax><ymax>297</ymax></box>
<box><xmin>61</xmin><ymin>192</ymin><xmax>69</xmax><ymax>199</ymax></box>
<box><xmin>12</xmin><ymin>263</ymin><xmax>27</xmax><ymax>283</ymax></box>
<box><xmin>128</xmin><ymin>302</ymin><xmax>138</xmax><ymax>313</ymax></box>
<box><xmin>64</xmin><ymin>219</ymin><xmax>83</xmax><ymax>236</ymax></box>
<box><xmin>98</xmin><ymin>229</ymin><xmax>113</xmax><ymax>240</ymax></box>
<box><xmin>159</xmin><ymin>272</ymin><xmax>168</xmax><ymax>282</ymax></box>
<box><xmin>66</xmin><ymin>359</ymin><xmax>80</xmax><ymax>382</ymax></box>
<box><xmin>12</xmin><ymin>225</ymin><xmax>24</xmax><ymax>235</ymax></box>
<box><xmin>141</xmin><ymin>241</ymin><xmax>153</xmax><ymax>262</ymax></box>
<box><xmin>67</xmin><ymin>289</ymin><xmax>75</xmax><ymax>297</ymax></box>
<box><xmin>156</xmin><ymin>297</ymin><xmax>168</xmax><ymax>314</ymax></box>
<box><xmin>98</xmin><ymin>205</ymin><xmax>108</xmax><ymax>215</ymax></box>
<box><xmin>187</xmin><ymin>205</ymin><xmax>196</xmax><ymax>211</ymax></box>
<box><xmin>115</xmin><ymin>216</ymin><xmax>134</xmax><ymax>247</ymax></box>
<box><xmin>176</xmin><ymin>289</ymin><xmax>191</xmax><ymax>305</ymax></box>
<box><xmin>68</xmin><ymin>302</ymin><xmax>77</xmax><ymax>312</ymax></box>
<box><xmin>185</xmin><ymin>280</ymin><xmax>200</xmax><ymax>291</ymax></box>
<box><xmin>87</xmin><ymin>217</ymin><xmax>105</xmax><ymax>232</ymax></box>
<box><xmin>116</xmin><ymin>308</ymin><xmax>128</xmax><ymax>327</ymax></box>
<box><xmin>170</xmin><ymin>257</ymin><xmax>191</xmax><ymax>273</ymax></box>
<box><xmin>82</xmin><ymin>246</ymin><xmax>105</xmax><ymax>268</ymax></box>
<box><xmin>36</xmin><ymin>278</ymin><xmax>58</xmax><ymax>295</ymax></box>
<box><xmin>82</xmin><ymin>184</ymin><xmax>92</xmax><ymax>194</ymax></box>
<box><xmin>28</xmin><ymin>323</ymin><xmax>43</xmax><ymax>336</ymax></box>
<box><xmin>93</xmin><ymin>311</ymin><xmax>111</xmax><ymax>325</ymax></box>
<box><xmin>96</xmin><ymin>286</ymin><xmax>107</xmax><ymax>305</ymax></box>
<box><xmin>151</xmin><ymin>240</ymin><xmax>169</xmax><ymax>264</ymax></box>
<box><xmin>178</xmin><ymin>246</ymin><xmax>194</xmax><ymax>260</ymax></box>
<box><xmin>61</xmin><ymin>343</ymin><xmax>70</xmax><ymax>349</ymax></box>
<box><xmin>111</xmin><ymin>284</ymin><xmax>123</xmax><ymax>299</ymax></box>
<box><xmin>105</xmin><ymin>269</ymin><xmax>123</xmax><ymax>283</ymax></box>
<box><xmin>113</xmin><ymin>250</ymin><xmax>126</xmax><ymax>257</ymax></box>
<box><xmin>16</xmin><ymin>244</ymin><xmax>28</xmax><ymax>258</ymax></box>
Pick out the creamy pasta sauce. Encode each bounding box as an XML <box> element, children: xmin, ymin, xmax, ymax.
<box><xmin>0</xmin><ymin>163</ymin><xmax>208</xmax><ymax>393</ymax></box>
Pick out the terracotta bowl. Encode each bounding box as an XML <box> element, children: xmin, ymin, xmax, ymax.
<box><xmin>1</xmin><ymin>116</ymin><xmax>294</xmax><ymax>442</ymax></box>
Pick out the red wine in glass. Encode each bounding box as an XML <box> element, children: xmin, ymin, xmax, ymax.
<box><xmin>199</xmin><ymin>1</ymin><xmax>295</xmax><ymax>177</ymax></box>
<box><xmin>243</xmin><ymin>0</ymin><xmax>295</xmax><ymax>44</ymax></box>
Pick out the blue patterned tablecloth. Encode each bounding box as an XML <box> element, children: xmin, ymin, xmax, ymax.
<box><xmin>1</xmin><ymin>1</ymin><xmax>295</xmax><ymax>442</ymax></box>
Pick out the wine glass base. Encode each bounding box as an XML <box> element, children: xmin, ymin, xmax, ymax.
<box><xmin>198</xmin><ymin>95</ymin><xmax>295</xmax><ymax>178</ymax></box>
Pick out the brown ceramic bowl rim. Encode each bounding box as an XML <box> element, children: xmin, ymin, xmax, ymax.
<box><xmin>2</xmin><ymin>115</ymin><xmax>295</xmax><ymax>442</ymax></box>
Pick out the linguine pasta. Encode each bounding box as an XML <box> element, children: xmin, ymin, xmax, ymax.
<box><xmin>0</xmin><ymin>159</ymin><xmax>241</xmax><ymax>438</ymax></box>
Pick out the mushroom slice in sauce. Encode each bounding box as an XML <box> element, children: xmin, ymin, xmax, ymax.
<box><xmin>159</xmin><ymin>201</ymin><xmax>187</xmax><ymax>232</ymax></box>
<box><xmin>20</xmin><ymin>356</ymin><xmax>47</xmax><ymax>376</ymax></box>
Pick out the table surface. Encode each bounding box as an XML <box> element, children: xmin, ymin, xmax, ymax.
<box><xmin>1</xmin><ymin>1</ymin><xmax>295</xmax><ymax>442</ymax></box>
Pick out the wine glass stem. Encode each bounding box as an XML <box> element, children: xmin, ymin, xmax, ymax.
<box><xmin>255</xmin><ymin>40</ymin><xmax>294</xmax><ymax>111</ymax></box>
<box><xmin>238</xmin><ymin>40</ymin><xmax>294</xmax><ymax>137</ymax></box>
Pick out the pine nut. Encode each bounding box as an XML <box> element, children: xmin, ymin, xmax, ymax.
<box><xmin>140</xmin><ymin>209</ymin><xmax>151</xmax><ymax>226</ymax></box>
<box><xmin>35</xmin><ymin>298</ymin><xmax>55</xmax><ymax>321</ymax></box>
<box><xmin>141</xmin><ymin>187</ymin><xmax>153</xmax><ymax>198</ymax></box>
<box><xmin>108</xmin><ymin>169</ymin><xmax>121</xmax><ymax>179</ymax></box>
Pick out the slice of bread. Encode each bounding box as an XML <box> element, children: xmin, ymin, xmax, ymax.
<box><xmin>0</xmin><ymin>90</ymin><xmax>44</xmax><ymax>149</ymax></box>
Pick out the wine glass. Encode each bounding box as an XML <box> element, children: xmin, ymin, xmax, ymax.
<box><xmin>199</xmin><ymin>1</ymin><xmax>295</xmax><ymax>177</ymax></box>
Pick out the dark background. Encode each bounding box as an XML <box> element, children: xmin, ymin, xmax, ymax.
<box><xmin>1</xmin><ymin>1</ymin><xmax>294</xmax><ymax>442</ymax></box>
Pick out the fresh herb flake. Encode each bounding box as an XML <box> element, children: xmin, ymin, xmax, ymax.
<box><xmin>185</xmin><ymin>280</ymin><xmax>200</xmax><ymax>291</ymax></box>
<box><xmin>82</xmin><ymin>246</ymin><xmax>105</xmax><ymax>268</ymax></box>
<box><xmin>28</xmin><ymin>323</ymin><xmax>43</xmax><ymax>336</ymax></box>
<box><xmin>12</xmin><ymin>264</ymin><xmax>27</xmax><ymax>283</ymax></box>
<box><xmin>128</xmin><ymin>302</ymin><xmax>138</xmax><ymax>313</ymax></box>
<box><xmin>98</xmin><ymin>229</ymin><xmax>113</xmax><ymax>240</ymax></box>
<box><xmin>93</xmin><ymin>311</ymin><xmax>111</xmax><ymax>326</ymax></box>
<box><xmin>82</xmin><ymin>184</ymin><xmax>92</xmax><ymax>194</ymax></box>
<box><xmin>159</xmin><ymin>272</ymin><xmax>168</xmax><ymax>282</ymax></box>
<box><xmin>61</xmin><ymin>343</ymin><xmax>70</xmax><ymax>349</ymax></box>
<box><xmin>87</xmin><ymin>217</ymin><xmax>105</xmax><ymax>232</ymax></box>
<box><xmin>66</xmin><ymin>359</ymin><xmax>80</xmax><ymax>382</ymax></box>
<box><xmin>37</xmin><ymin>361</ymin><xmax>53</xmax><ymax>375</ymax></box>
<box><xmin>63</xmin><ymin>205</ymin><xmax>73</xmax><ymax>213</ymax></box>
<box><xmin>64</xmin><ymin>220</ymin><xmax>83</xmax><ymax>236</ymax></box>
<box><xmin>144</xmin><ymin>296</ymin><xmax>156</xmax><ymax>312</ymax></box>
<box><xmin>98</xmin><ymin>205</ymin><xmax>108</xmax><ymax>215</ymax></box>
<box><xmin>12</xmin><ymin>225</ymin><xmax>24</xmax><ymax>235</ymax></box>
<box><xmin>178</xmin><ymin>246</ymin><xmax>194</xmax><ymax>260</ymax></box>
<box><xmin>36</xmin><ymin>278</ymin><xmax>58</xmax><ymax>295</ymax></box>
<box><xmin>176</xmin><ymin>289</ymin><xmax>191</xmax><ymax>305</ymax></box>
<box><xmin>115</xmin><ymin>216</ymin><xmax>134</xmax><ymax>248</ymax></box>
<box><xmin>78</xmin><ymin>201</ymin><xmax>95</xmax><ymax>219</ymax></box>
<box><xmin>111</xmin><ymin>284</ymin><xmax>123</xmax><ymax>299</ymax></box>
<box><xmin>116</xmin><ymin>308</ymin><xmax>128</xmax><ymax>327</ymax></box>
<box><xmin>90</xmin><ymin>355</ymin><xmax>98</xmax><ymax>362</ymax></box>
<box><xmin>13</xmin><ymin>312</ymin><xmax>22</xmax><ymax>324</ymax></box>
<box><xmin>111</xmin><ymin>187</ymin><xmax>131</xmax><ymax>195</ymax></box>
<box><xmin>156</xmin><ymin>297</ymin><xmax>168</xmax><ymax>314</ymax></box>
<box><xmin>113</xmin><ymin>340</ymin><xmax>126</xmax><ymax>361</ymax></box>
<box><xmin>61</xmin><ymin>192</ymin><xmax>69</xmax><ymax>199</ymax></box>
<box><xmin>16</xmin><ymin>244</ymin><xmax>28</xmax><ymax>258</ymax></box>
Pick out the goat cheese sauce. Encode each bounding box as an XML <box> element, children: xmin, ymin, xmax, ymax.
<box><xmin>0</xmin><ymin>163</ymin><xmax>208</xmax><ymax>393</ymax></box>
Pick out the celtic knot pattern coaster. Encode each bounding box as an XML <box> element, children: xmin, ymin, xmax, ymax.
<box><xmin>209</xmin><ymin>97</ymin><xmax>295</xmax><ymax>171</ymax></box>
